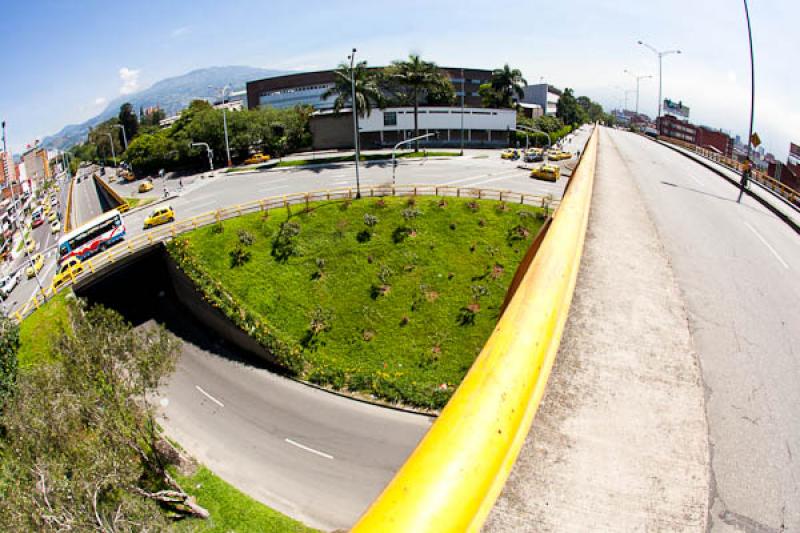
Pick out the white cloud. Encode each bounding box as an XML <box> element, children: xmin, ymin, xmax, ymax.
<box><xmin>119</xmin><ymin>67</ymin><xmax>140</xmax><ymax>95</ymax></box>
<box><xmin>94</xmin><ymin>96</ymin><xmax>108</xmax><ymax>106</ymax></box>
<box><xmin>171</xmin><ymin>26</ymin><xmax>189</xmax><ymax>38</ymax></box>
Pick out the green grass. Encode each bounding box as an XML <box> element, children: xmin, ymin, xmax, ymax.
<box><xmin>124</xmin><ymin>196</ymin><xmax>157</xmax><ymax>209</ymax></box>
<box><xmin>172</xmin><ymin>196</ymin><xmax>545</xmax><ymax>409</ymax></box>
<box><xmin>173</xmin><ymin>467</ymin><xmax>317</xmax><ymax>533</ymax></box>
<box><xmin>18</xmin><ymin>291</ymin><xmax>70</xmax><ymax>368</ymax></box>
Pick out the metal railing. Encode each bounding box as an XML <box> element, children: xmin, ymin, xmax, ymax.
<box><xmin>13</xmin><ymin>184</ymin><xmax>558</xmax><ymax>323</ymax></box>
<box><xmin>659</xmin><ymin>135</ymin><xmax>800</xmax><ymax>206</ymax></box>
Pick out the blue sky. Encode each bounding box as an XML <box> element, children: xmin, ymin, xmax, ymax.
<box><xmin>0</xmin><ymin>0</ymin><xmax>797</xmax><ymax>159</ymax></box>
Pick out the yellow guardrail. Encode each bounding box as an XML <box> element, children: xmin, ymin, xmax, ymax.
<box><xmin>64</xmin><ymin>175</ymin><xmax>75</xmax><ymax>233</ymax></box>
<box><xmin>659</xmin><ymin>135</ymin><xmax>800</xmax><ymax>205</ymax></box>
<box><xmin>92</xmin><ymin>172</ymin><xmax>130</xmax><ymax>213</ymax></box>
<box><xmin>352</xmin><ymin>127</ymin><xmax>598</xmax><ymax>532</ymax></box>
<box><xmin>12</xmin><ymin>184</ymin><xmax>560</xmax><ymax>324</ymax></box>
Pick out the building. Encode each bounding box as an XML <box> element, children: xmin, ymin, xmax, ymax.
<box><xmin>309</xmin><ymin>106</ymin><xmax>516</xmax><ymax>151</ymax></box>
<box><xmin>246</xmin><ymin>67</ymin><xmax>493</xmax><ymax>112</ymax></box>
<box><xmin>0</xmin><ymin>151</ymin><xmax>15</xmax><ymax>187</ymax></box>
<box><xmin>789</xmin><ymin>143</ymin><xmax>800</xmax><ymax>167</ymax></box>
<box><xmin>21</xmin><ymin>146</ymin><xmax>50</xmax><ymax>183</ymax></box>
<box><xmin>657</xmin><ymin>115</ymin><xmax>733</xmax><ymax>157</ymax></box>
<box><xmin>519</xmin><ymin>83</ymin><xmax>561</xmax><ymax>115</ymax></box>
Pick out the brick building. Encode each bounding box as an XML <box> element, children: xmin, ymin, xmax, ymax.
<box><xmin>658</xmin><ymin>115</ymin><xmax>733</xmax><ymax>157</ymax></box>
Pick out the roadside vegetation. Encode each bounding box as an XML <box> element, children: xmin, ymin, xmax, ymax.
<box><xmin>124</xmin><ymin>196</ymin><xmax>157</xmax><ymax>209</ymax></box>
<box><xmin>168</xmin><ymin>196</ymin><xmax>547</xmax><ymax>409</ymax></box>
<box><xmin>266</xmin><ymin>150</ymin><xmax>461</xmax><ymax>169</ymax></box>
<box><xmin>1</xmin><ymin>295</ymin><xmax>316</xmax><ymax>531</ymax></box>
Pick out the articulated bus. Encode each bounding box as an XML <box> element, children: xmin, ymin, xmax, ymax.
<box><xmin>57</xmin><ymin>209</ymin><xmax>126</xmax><ymax>264</ymax></box>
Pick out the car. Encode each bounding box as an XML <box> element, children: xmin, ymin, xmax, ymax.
<box><xmin>51</xmin><ymin>258</ymin><xmax>84</xmax><ymax>291</ymax></box>
<box><xmin>26</xmin><ymin>253</ymin><xmax>44</xmax><ymax>279</ymax></box>
<box><xmin>47</xmin><ymin>210</ymin><xmax>58</xmax><ymax>223</ymax></box>
<box><xmin>138</xmin><ymin>180</ymin><xmax>154</xmax><ymax>193</ymax></box>
<box><xmin>501</xmin><ymin>148</ymin><xmax>520</xmax><ymax>160</ymax></box>
<box><xmin>530</xmin><ymin>164</ymin><xmax>561</xmax><ymax>182</ymax></box>
<box><xmin>25</xmin><ymin>237</ymin><xmax>36</xmax><ymax>254</ymax></box>
<box><xmin>43</xmin><ymin>204</ymin><xmax>51</xmax><ymax>215</ymax></box>
<box><xmin>546</xmin><ymin>150</ymin><xmax>572</xmax><ymax>161</ymax></box>
<box><xmin>0</xmin><ymin>271</ymin><xmax>21</xmax><ymax>300</ymax></box>
<box><xmin>524</xmin><ymin>152</ymin><xmax>544</xmax><ymax>163</ymax></box>
<box><xmin>243</xmin><ymin>153</ymin><xmax>271</xmax><ymax>165</ymax></box>
<box><xmin>50</xmin><ymin>221</ymin><xmax>61</xmax><ymax>234</ymax></box>
<box><xmin>50</xmin><ymin>197</ymin><xmax>58</xmax><ymax>207</ymax></box>
<box><xmin>143</xmin><ymin>205</ymin><xmax>175</xmax><ymax>229</ymax></box>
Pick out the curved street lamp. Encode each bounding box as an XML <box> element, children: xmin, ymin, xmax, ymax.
<box><xmin>638</xmin><ymin>40</ymin><xmax>681</xmax><ymax>121</ymax></box>
<box><xmin>624</xmin><ymin>70</ymin><xmax>653</xmax><ymax>115</ymax></box>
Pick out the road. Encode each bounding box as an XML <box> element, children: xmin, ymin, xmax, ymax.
<box><xmin>606</xmin><ymin>129</ymin><xmax>799</xmax><ymax>531</ymax></box>
<box><xmin>70</xmin><ymin>166</ymin><xmax>106</xmax><ymax>227</ymax></box>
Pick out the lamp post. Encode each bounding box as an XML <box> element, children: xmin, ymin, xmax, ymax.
<box><xmin>738</xmin><ymin>0</ymin><xmax>755</xmax><ymax>203</ymax></box>
<box><xmin>638</xmin><ymin>40</ymin><xmax>681</xmax><ymax>122</ymax></box>
<box><xmin>190</xmin><ymin>142</ymin><xmax>214</xmax><ymax>171</ymax></box>
<box><xmin>348</xmin><ymin>48</ymin><xmax>362</xmax><ymax>199</ymax></box>
<box><xmin>517</xmin><ymin>125</ymin><xmax>551</xmax><ymax>150</ymax></box>
<box><xmin>460</xmin><ymin>68</ymin><xmax>465</xmax><ymax>156</ymax></box>
<box><xmin>392</xmin><ymin>133</ymin><xmax>436</xmax><ymax>185</ymax></box>
<box><xmin>105</xmin><ymin>132</ymin><xmax>117</xmax><ymax>167</ymax></box>
<box><xmin>624</xmin><ymin>70</ymin><xmax>653</xmax><ymax>115</ymax></box>
<box><xmin>113</xmin><ymin>124</ymin><xmax>128</xmax><ymax>150</ymax></box>
<box><xmin>210</xmin><ymin>85</ymin><xmax>233</xmax><ymax>167</ymax></box>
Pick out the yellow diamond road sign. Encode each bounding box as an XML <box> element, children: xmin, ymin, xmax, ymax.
<box><xmin>750</xmin><ymin>132</ymin><xmax>761</xmax><ymax>147</ymax></box>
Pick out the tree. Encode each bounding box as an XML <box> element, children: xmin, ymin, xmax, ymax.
<box><xmin>424</xmin><ymin>77</ymin><xmax>457</xmax><ymax>106</ymax></box>
<box><xmin>322</xmin><ymin>61</ymin><xmax>383</xmax><ymax>119</ymax></box>
<box><xmin>0</xmin><ymin>300</ymin><xmax>206</xmax><ymax>530</ymax></box>
<box><xmin>478</xmin><ymin>83</ymin><xmax>504</xmax><ymax>108</ymax></box>
<box><xmin>489</xmin><ymin>64</ymin><xmax>527</xmax><ymax>108</ymax></box>
<box><xmin>0</xmin><ymin>317</ymin><xmax>19</xmax><ymax>412</ymax></box>
<box><xmin>388</xmin><ymin>54</ymin><xmax>449</xmax><ymax>149</ymax></box>
<box><xmin>556</xmin><ymin>88</ymin><xmax>587</xmax><ymax>126</ymax></box>
<box><xmin>88</xmin><ymin>118</ymin><xmax>123</xmax><ymax>164</ymax></box>
<box><xmin>118</xmin><ymin>102</ymin><xmax>139</xmax><ymax>144</ymax></box>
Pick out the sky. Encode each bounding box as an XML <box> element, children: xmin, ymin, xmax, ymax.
<box><xmin>0</xmin><ymin>0</ymin><xmax>797</xmax><ymax>160</ymax></box>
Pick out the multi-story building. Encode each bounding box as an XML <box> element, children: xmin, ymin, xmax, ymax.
<box><xmin>789</xmin><ymin>142</ymin><xmax>800</xmax><ymax>167</ymax></box>
<box><xmin>246</xmin><ymin>67</ymin><xmax>493</xmax><ymax>111</ymax></box>
<box><xmin>519</xmin><ymin>83</ymin><xmax>561</xmax><ymax>116</ymax></box>
<box><xmin>21</xmin><ymin>146</ymin><xmax>50</xmax><ymax>183</ymax></box>
<box><xmin>0</xmin><ymin>151</ymin><xmax>15</xmax><ymax>187</ymax></box>
<box><xmin>657</xmin><ymin>115</ymin><xmax>733</xmax><ymax>157</ymax></box>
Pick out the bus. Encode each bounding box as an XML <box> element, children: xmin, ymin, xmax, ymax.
<box><xmin>31</xmin><ymin>206</ymin><xmax>44</xmax><ymax>228</ymax></box>
<box><xmin>57</xmin><ymin>209</ymin><xmax>126</xmax><ymax>264</ymax></box>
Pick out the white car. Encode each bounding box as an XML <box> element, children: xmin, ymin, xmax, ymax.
<box><xmin>0</xmin><ymin>271</ymin><xmax>21</xmax><ymax>300</ymax></box>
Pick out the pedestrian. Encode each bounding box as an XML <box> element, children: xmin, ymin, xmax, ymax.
<box><xmin>179</xmin><ymin>178</ymin><xmax>183</xmax><ymax>188</ymax></box>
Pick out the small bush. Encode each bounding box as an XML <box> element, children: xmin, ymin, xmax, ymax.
<box><xmin>407</xmin><ymin>197</ymin><xmax>417</xmax><ymax>207</ymax></box>
<box><xmin>401</xmin><ymin>208</ymin><xmax>421</xmax><ymax>222</ymax></box>
<box><xmin>237</xmin><ymin>229</ymin><xmax>255</xmax><ymax>246</ymax></box>
<box><xmin>374</xmin><ymin>198</ymin><xmax>387</xmax><ymax>209</ymax></box>
<box><xmin>466</xmin><ymin>200</ymin><xmax>480</xmax><ymax>212</ymax></box>
<box><xmin>357</xmin><ymin>229</ymin><xmax>372</xmax><ymax>243</ymax></box>
<box><xmin>229</xmin><ymin>244</ymin><xmax>252</xmax><ymax>267</ymax></box>
<box><xmin>272</xmin><ymin>221</ymin><xmax>301</xmax><ymax>262</ymax></box>
<box><xmin>211</xmin><ymin>221</ymin><xmax>224</xmax><ymax>234</ymax></box>
<box><xmin>363</xmin><ymin>213</ymin><xmax>379</xmax><ymax>228</ymax></box>
<box><xmin>392</xmin><ymin>226</ymin><xmax>411</xmax><ymax>243</ymax></box>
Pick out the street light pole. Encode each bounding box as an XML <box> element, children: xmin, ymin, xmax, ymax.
<box><xmin>738</xmin><ymin>0</ymin><xmax>756</xmax><ymax>203</ymax></box>
<box><xmin>460</xmin><ymin>68</ymin><xmax>465</xmax><ymax>156</ymax></box>
<box><xmin>624</xmin><ymin>70</ymin><xmax>653</xmax><ymax>115</ymax></box>
<box><xmin>348</xmin><ymin>48</ymin><xmax>362</xmax><ymax>199</ymax></box>
<box><xmin>105</xmin><ymin>132</ymin><xmax>117</xmax><ymax>167</ymax></box>
<box><xmin>113</xmin><ymin>124</ymin><xmax>128</xmax><ymax>150</ymax></box>
<box><xmin>210</xmin><ymin>85</ymin><xmax>233</xmax><ymax>167</ymax></box>
<box><xmin>191</xmin><ymin>142</ymin><xmax>214</xmax><ymax>171</ymax></box>
<box><xmin>638</xmin><ymin>40</ymin><xmax>681</xmax><ymax>123</ymax></box>
<box><xmin>392</xmin><ymin>133</ymin><xmax>436</xmax><ymax>185</ymax></box>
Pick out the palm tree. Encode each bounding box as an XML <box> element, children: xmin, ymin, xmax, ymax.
<box><xmin>389</xmin><ymin>54</ymin><xmax>447</xmax><ymax>149</ymax></box>
<box><xmin>489</xmin><ymin>64</ymin><xmax>527</xmax><ymax>108</ymax></box>
<box><xmin>322</xmin><ymin>61</ymin><xmax>383</xmax><ymax>119</ymax></box>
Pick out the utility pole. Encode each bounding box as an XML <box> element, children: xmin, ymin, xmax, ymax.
<box><xmin>738</xmin><ymin>0</ymin><xmax>756</xmax><ymax>203</ymax></box>
<box><xmin>210</xmin><ymin>85</ymin><xmax>233</xmax><ymax>167</ymax></box>
<box><xmin>624</xmin><ymin>70</ymin><xmax>653</xmax><ymax>115</ymax></box>
<box><xmin>460</xmin><ymin>68</ymin><xmax>465</xmax><ymax>156</ymax></box>
<box><xmin>638</xmin><ymin>40</ymin><xmax>681</xmax><ymax>124</ymax></box>
<box><xmin>191</xmin><ymin>142</ymin><xmax>214</xmax><ymax>171</ymax></box>
<box><xmin>113</xmin><ymin>124</ymin><xmax>128</xmax><ymax>150</ymax></box>
<box><xmin>348</xmin><ymin>48</ymin><xmax>362</xmax><ymax>199</ymax></box>
<box><xmin>105</xmin><ymin>132</ymin><xmax>117</xmax><ymax>167</ymax></box>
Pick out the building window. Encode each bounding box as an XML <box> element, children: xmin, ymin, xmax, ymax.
<box><xmin>384</xmin><ymin>111</ymin><xmax>397</xmax><ymax>127</ymax></box>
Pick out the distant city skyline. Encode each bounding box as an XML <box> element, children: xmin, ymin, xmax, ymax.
<box><xmin>0</xmin><ymin>0</ymin><xmax>796</xmax><ymax>160</ymax></box>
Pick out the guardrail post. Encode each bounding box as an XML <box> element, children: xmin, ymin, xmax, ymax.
<box><xmin>457</xmin><ymin>188</ymin><xmax>461</xmax><ymax>198</ymax></box>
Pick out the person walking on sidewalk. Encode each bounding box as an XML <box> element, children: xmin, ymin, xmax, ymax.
<box><xmin>737</xmin><ymin>158</ymin><xmax>752</xmax><ymax>202</ymax></box>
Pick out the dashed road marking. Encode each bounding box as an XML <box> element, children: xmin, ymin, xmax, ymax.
<box><xmin>285</xmin><ymin>438</ymin><xmax>334</xmax><ymax>459</ymax></box>
<box><xmin>744</xmin><ymin>221</ymin><xmax>789</xmax><ymax>269</ymax></box>
<box><xmin>195</xmin><ymin>385</ymin><xmax>224</xmax><ymax>407</ymax></box>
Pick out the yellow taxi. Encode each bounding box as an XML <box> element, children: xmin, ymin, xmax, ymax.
<box><xmin>51</xmin><ymin>258</ymin><xmax>84</xmax><ymax>291</ymax></box>
<box><xmin>500</xmin><ymin>148</ymin><xmax>520</xmax><ymax>160</ymax></box>
<box><xmin>138</xmin><ymin>180</ymin><xmax>154</xmax><ymax>193</ymax></box>
<box><xmin>546</xmin><ymin>150</ymin><xmax>571</xmax><ymax>161</ymax></box>
<box><xmin>51</xmin><ymin>221</ymin><xmax>61</xmax><ymax>234</ymax></box>
<box><xmin>143</xmin><ymin>205</ymin><xmax>175</xmax><ymax>229</ymax></box>
<box><xmin>25</xmin><ymin>237</ymin><xmax>36</xmax><ymax>254</ymax></box>
<box><xmin>43</xmin><ymin>203</ymin><xmax>52</xmax><ymax>215</ymax></box>
<box><xmin>530</xmin><ymin>164</ymin><xmax>561</xmax><ymax>182</ymax></box>
<box><xmin>26</xmin><ymin>253</ymin><xmax>44</xmax><ymax>279</ymax></box>
<box><xmin>47</xmin><ymin>210</ymin><xmax>58</xmax><ymax>223</ymax></box>
<box><xmin>244</xmin><ymin>153</ymin><xmax>271</xmax><ymax>165</ymax></box>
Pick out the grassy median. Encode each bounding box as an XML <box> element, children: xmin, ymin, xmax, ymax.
<box><xmin>169</xmin><ymin>196</ymin><xmax>546</xmax><ymax>409</ymax></box>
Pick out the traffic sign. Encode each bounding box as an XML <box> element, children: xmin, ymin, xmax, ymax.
<box><xmin>750</xmin><ymin>132</ymin><xmax>761</xmax><ymax>147</ymax></box>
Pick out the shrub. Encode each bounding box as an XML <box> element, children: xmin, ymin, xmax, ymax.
<box><xmin>237</xmin><ymin>229</ymin><xmax>255</xmax><ymax>246</ymax></box>
<box><xmin>272</xmin><ymin>221</ymin><xmax>301</xmax><ymax>262</ymax></box>
<box><xmin>374</xmin><ymin>198</ymin><xmax>387</xmax><ymax>209</ymax></box>
<box><xmin>363</xmin><ymin>213</ymin><xmax>379</xmax><ymax>228</ymax></box>
<box><xmin>211</xmin><ymin>221</ymin><xmax>224</xmax><ymax>234</ymax></box>
<box><xmin>401</xmin><ymin>208</ymin><xmax>421</xmax><ymax>222</ymax></box>
<box><xmin>466</xmin><ymin>200</ymin><xmax>480</xmax><ymax>212</ymax></box>
<box><xmin>0</xmin><ymin>317</ymin><xmax>19</xmax><ymax>412</ymax></box>
<box><xmin>392</xmin><ymin>226</ymin><xmax>411</xmax><ymax>243</ymax></box>
<box><xmin>229</xmin><ymin>244</ymin><xmax>252</xmax><ymax>267</ymax></box>
<box><xmin>357</xmin><ymin>229</ymin><xmax>372</xmax><ymax>243</ymax></box>
<box><xmin>302</xmin><ymin>306</ymin><xmax>332</xmax><ymax>350</ymax></box>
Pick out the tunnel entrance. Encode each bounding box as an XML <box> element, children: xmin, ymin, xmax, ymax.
<box><xmin>75</xmin><ymin>246</ymin><xmax>282</xmax><ymax>373</ymax></box>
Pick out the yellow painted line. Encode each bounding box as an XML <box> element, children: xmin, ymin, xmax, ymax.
<box><xmin>352</xmin><ymin>127</ymin><xmax>599</xmax><ymax>532</ymax></box>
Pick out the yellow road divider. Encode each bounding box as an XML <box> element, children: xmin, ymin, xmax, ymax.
<box><xmin>64</xmin><ymin>175</ymin><xmax>75</xmax><ymax>233</ymax></box>
<box><xmin>352</xmin><ymin>127</ymin><xmax>598</xmax><ymax>532</ymax></box>
<box><xmin>92</xmin><ymin>172</ymin><xmax>130</xmax><ymax>212</ymax></box>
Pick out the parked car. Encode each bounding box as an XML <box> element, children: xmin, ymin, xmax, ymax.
<box><xmin>244</xmin><ymin>153</ymin><xmax>271</xmax><ymax>165</ymax></box>
<box><xmin>51</xmin><ymin>221</ymin><xmax>61</xmax><ymax>234</ymax></box>
<box><xmin>143</xmin><ymin>205</ymin><xmax>175</xmax><ymax>229</ymax></box>
<box><xmin>545</xmin><ymin>150</ymin><xmax>571</xmax><ymax>161</ymax></box>
<box><xmin>26</xmin><ymin>253</ymin><xmax>44</xmax><ymax>279</ymax></box>
<box><xmin>530</xmin><ymin>164</ymin><xmax>561</xmax><ymax>182</ymax></box>
<box><xmin>524</xmin><ymin>152</ymin><xmax>544</xmax><ymax>163</ymax></box>
<box><xmin>51</xmin><ymin>258</ymin><xmax>84</xmax><ymax>291</ymax></box>
<box><xmin>25</xmin><ymin>237</ymin><xmax>36</xmax><ymax>254</ymax></box>
<box><xmin>138</xmin><ymin>180</ymin><xmax>154</xmax><ymax>193</ymax></box>
<box><xmin>0</xmin><ymin>270</ymin><xmax>21</xmax><ymax>300</ymax></box>
<box><xmin>501</xmin><ymin>148</ymin><xmax>520</xmax><ymax>160</ymax></box>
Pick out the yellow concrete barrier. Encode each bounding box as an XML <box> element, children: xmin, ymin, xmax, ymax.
<box><xmin>352</xmin><ymin>127</ymin><xmax>598</xmax><ymax>532</ymax></box>
<box><xmin>64</xmin><ymin>175</ymin><xmax>75</xmax><ymax>232</ymax></box>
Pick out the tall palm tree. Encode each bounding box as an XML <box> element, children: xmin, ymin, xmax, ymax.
<box><xmin>389</xmin><ymin>54</ymin><xmax>446</xmax><ymax>149</ymax></box>
<box><xmin>322</xmin><ymin>60</ymin><xmax>383</xmax><ymax>118</ymax></box>
<box><xmin>490</xmin><ymin>64</ymin><xmax>527</xmax><ymax>108</ymax></box>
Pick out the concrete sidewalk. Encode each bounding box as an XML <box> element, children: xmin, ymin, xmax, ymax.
<box><xmin>485</xmin><ymin>128</ymin><xmax>709</xmax><ymax>531</ymax></box>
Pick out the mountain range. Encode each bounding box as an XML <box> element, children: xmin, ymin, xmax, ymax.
<box><xmin>41</xmin><ymin>65</ymin><xmax>286</xmax><ymax>151</ymax></box>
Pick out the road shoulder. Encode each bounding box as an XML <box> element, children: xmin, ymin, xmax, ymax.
<box><xmin>485</xmin><ymin>127</ymin><xmax>709</xmax><ymax>532</ymax></box>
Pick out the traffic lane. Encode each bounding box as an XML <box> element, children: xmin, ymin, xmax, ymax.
<box><xmin>72</xmin><ymin>172</ymin><xmax>104</xmax><ymax>227</ymax></box>
<box><xmin>157</xmin><ymin>319</ymin><xmax>431</xmax><ymax>531</ymax></box>
<box><xmin>606</xmin><ymin>128</ymin><xmax>800</xmax><ymax>531</ymax></box>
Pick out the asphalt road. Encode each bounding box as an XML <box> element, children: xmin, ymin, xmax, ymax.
<box><xmin>71</xmin><ymin>166</ymin><xmax>105</xmax><ymax>227</ymax></box>
<box><xmin>606</xmin><ymin>128</ymin><xmax>800</xmax><ymax>531</ymax></box>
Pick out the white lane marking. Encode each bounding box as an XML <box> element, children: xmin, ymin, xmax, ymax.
<box><xmin>470</xmin><ymin>173</ymin><xmax>529</xmax><ymax>187</ymax></box>
<box><xmin>284</xmin><ymin>438</ymin><xmax>334</xmax><ymax>459</ymax></box>
<box><xmin>195</xmin><ymin>385</ymin><xmax>224</xmax><ymax>407</ymax></box>
<box><xmin>744</xmin><ymin>222</ymin><xmax>789</xmax><ymax>269</ymax></box>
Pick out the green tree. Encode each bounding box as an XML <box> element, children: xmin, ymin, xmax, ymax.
<box><xmin>118</xmin><ymin>102</ymin><xmax>140</xmax><ymax>144</ymax></box>
<box><xmin>556</xmin><ymin>88</ymin><xmax>587</xmax><ymax>126</ymax></box>
<box><xmin>322</xmin><ymin>61</ymin><xmax>383</xmax><ymax>118</ymax></box>
<box><xmin>489</xmin><ymin>64</ymin><xmax>527</xmax><ymax>108</ymax></box>
<box><xmin>88</xmin><ymin>118</ymin><xmax>123</xmax><ymax>164</ymax></box>
<box><xmin>478</xmin><ymin>83</ymin><xmax>504</xmax><ymax>108</ymax></box>
<box><xmin>388</xmin><ymin>54</ymin><xmax>449</xmax><ymax>149</ymax></box>
<box><xmin>0</xmin><ymin>317</ymin><xmax>19</xmax><ymax>412</ymax></box>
